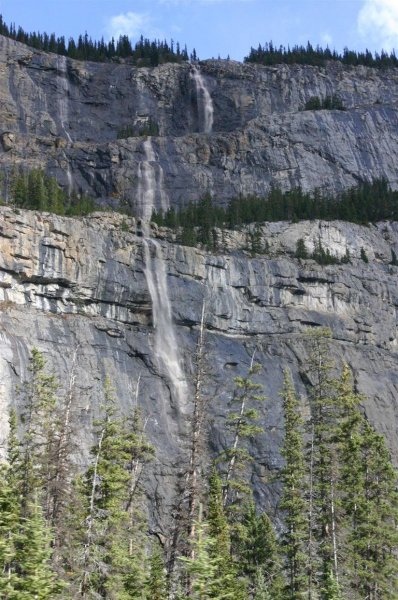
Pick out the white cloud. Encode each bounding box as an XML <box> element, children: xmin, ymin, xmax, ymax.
<box><xmin>106</xmin><ymin>11</ymin><xmax>151</xmax><ymax>40</ymax></box>
<box><xmin>321</xmin><ymin>32</ymin><xmax>333</xmax><ymax>47</ymax></box>
<box><xmin>358</xmin><ymin>0</ymin><xmax>398</xmax><ymax>51</ymax></box>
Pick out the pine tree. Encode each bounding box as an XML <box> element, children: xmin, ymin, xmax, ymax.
<box><xmin>221</xmin><ymin>359</ymin><xmax>265</xmax><ymax>512</ymax></box>
<box><xmin>0</xmin><ymin>410</ymin><xmax>60</xmax><ymax>599</ymax></box>
<box><xmin>180</xmin><ymin>505</ymin><xmax>246</xmax><ymax>600</ymax></box>
<box><xmin>304</xmin><ymin>328</ymin><xmax>340</xmax><ymax>595</ymax></box>
<box><xmin>279</xmin><ymin>369</ymin><xmax>307</xmax><ymax>599</ymax></box>
<box><xmin>0</xmin><ymin>412</ymin><xmax>21</xmax><ymax>598</ymax></box>
<box><xmin>334</xmin><ymin>365</ymin><xmax>365</xmax><ymax>595</ymax></box>
<box><xmin>321</xmin><ymin>569</ymin><xmax>343</xmax><ymax>600</ymax></box>
<box><xmin>14</xmin><ymin>495</ymin><xmax>62</xmax><ymax>599</ymax></box>
<box><xmin>77</xmin><ymin>377</ymin><xmax>154</xmax><ymax>599</ymax></box>
<box><xmin>235</xmin><ymin>502</ymin><xmax>284</xmax><ymax>599</ymax></box>
<box><xmin>354</xmin><ymin>421</ymin><xmax>398</xmax><ymax>599</ymax></box>
<box><xmin>147</xmin><ymin>542</ymin><xmax>168</xmax><ymax>600</ymax></box>
<box><xmin>18</xmin><ymin>348</ymin><xmax>59</xmax><ymax>518</ymax></box>
<box><xmin>335</xmin><ymin>365</ymin><xmax>398</xmax><ymax>598</ymax></box>
<box><xmin>205</xmin><ymin>470</ymin><xmax>246</xmax><ymax>599</ymax></box>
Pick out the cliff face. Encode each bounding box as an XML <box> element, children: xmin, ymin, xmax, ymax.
<box><xmin>2</xmin><ymin>38</ymin><xmax>398</xmax><ymax>534</ymax></box>
<box><xmin>2</xmin><ymin>35</ymin><xmax>398</xmax><ymax>215</ymax></box>
<box><xmin>1</xmin><ymin>207</ymin><xmax>398</xmax><ymax>532</ymax></box>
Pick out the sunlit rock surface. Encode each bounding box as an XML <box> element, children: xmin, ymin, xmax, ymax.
<box><xmin>0</xmin><ymin>207</ymin><xmax>398</xmax><ymax>533</ymax></box>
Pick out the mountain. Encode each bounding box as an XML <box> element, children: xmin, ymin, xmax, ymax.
<box><xmin>2</xmin><ymin>34</ymin><xmax>398</xmax><ymax>216</ymax></box>
<box><xmin>1</xmin><ymin>34</ymin><xmax>398</xmax><ymax>546</ymax></box>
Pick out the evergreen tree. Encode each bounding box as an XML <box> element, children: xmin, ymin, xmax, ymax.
<box><xmin>279</xmin><ymin>369</ymin><xmax>307</xmax><ymax>599</ymax></box>
<box><xmin>220</xmin><ymin>360</ymin><xmax>265</xmax><ymax>512</ymax></box>
<box><xmin>321</xmin><ymin>569</ymin><xmax>343</xmax><ymax>600</ymax></box>
<box><xmin>147</xmin><ymin>542</ymin><xmax>168</xmax><ymax>600</ymax></box>
<box><xmin>354</xmin><ymin>421</ymin><xmax>398</xmax><ymax>599</ymax></box>
<box><xmin>76</xmin><ymin>378</ymin><xmax>154</xmax><ymax>599</ymax></box>
<box><xmin>207</xmin><ymin>469</ymin><xmax>230</xmax><ymax>562</ymax></box>
<box><xmin>0</xmin><ymin>412</ymin><xmax>21</xmax><ymax>598</ymax></box>
<box><xmin>0</xmin><ymin>409</ymin><xmax>60</xmax><ymax>599</ymax></box>
<box><xmin>235</xmin><ymin>502</ymin><xmax>284</xmax><ymax>599</ymax></box>
<box><xmin>18</xmin><ymin>348</ymin><xmax>59</xmax><ymax>519</ymax></box>
<box><xmin>304</xmin><ymin>328</ymin><xmax>340</xmax><ymax>595</ymax></box>
<box><xmin>14</xmin><ymin>495</ymin><xmax>62</xmax><ymax>599</ymax></box>
<box><xmin>180</xmin><ymin>506</ymin><xmax>246</xmax><ymax>600</ymax></box>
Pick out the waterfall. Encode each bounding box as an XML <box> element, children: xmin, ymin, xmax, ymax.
<box><xmin>143</xmin><ymin>239</ymin><xmax>188</xmax><ymax>409</ymax></box>
<box><xmin>137</xmin><ymin>139</ymin><xmax>169</xmax><ymax>221</ymax></box>
<box><xmin>56</xmin><ymin>56</ymin><xmax>73</xmax><ymax>144</ymax></box>
<box><xmin>191</xmin><ymin>65</ymin><xmax>214</xmax><ymax>134</ymax></box>
<box><xmin>57</xmin><ymin>56</ymin><xmax>74</xmax><ymax>195</ymax></box>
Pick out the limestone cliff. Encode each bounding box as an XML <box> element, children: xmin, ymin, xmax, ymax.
<box><xmin>1</xmin><ymin>207</ymin><xmax>398</xmax><ymax>533</ymax></box>
<box><xmin>1</xmin><ymin>35</ymin><xmax>398</xmax><ymax>215</ymax></box>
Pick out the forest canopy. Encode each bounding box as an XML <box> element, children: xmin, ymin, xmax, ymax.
<box><xmin>0</xmin><ymin>14</ymin><xmax>193</xmax><ymax>65</ymax></box>
<box><xmin>244</xmin><ymin>40</ymin><xmax>398</xmax><ymax>69</ymax></box>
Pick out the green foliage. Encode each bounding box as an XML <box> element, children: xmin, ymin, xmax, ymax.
<box><xmin>76</xmin><ymin>378</ymin><xmax>155</xmax><ymax>598</ymax></box>
<box><xmin>219</xmin><ymin>362</ymin><xmax>265</xmax><ymax>511</ymax></box>
<box><xmin>0</xmin><ymin>15</ymin><xmax>191</xmax><ymax>65</ymax></box>
<box><xmin>153</xmin><ymin>180</ymin><xmax>398</xmax><ymax>249</ymax></box>
<box><xmin>360</xmin><ymin>246</ymin><xmax>369</xmax><ymax>262</ymax></box>
<box><xmin>244</xmin><ymin>40</ymin><xmax>398</xmax><ymax>69</ymax></box>
<box><xmin>310</xmin><ymin>237</ymin><xmax>340</xmax><ymax>265</ymax></box>
<box><xmin>235</xmin><ymin>502</ymin><xmax>285</xmax><ymax>599</ymax></box>
<box><xmin>295</xmin><ymin>238</ymin><xmax>308</xmax><ymax>259</ymax></box>
<box><xmin>147</xmin><ymin>543</ymin><xmax>168</xmax><ymax>600</ymax></box>
<box><xmin>0</xmin><ymin>408</ymin><xmax>61</xmax><ymax>599</ymax></box>
<box><xmin>321</xmin><ymin>569</ymin><xmax>343</xmax><ymax>600</ymax></box>
<box><xmin>304</xmin><ymin>96</ymin><xmax>322</xmax><ymax>110</ymax></box>
<box><xmin>9</xmin><ymin>168</ymin><xmax>97</xmax><ymax>216</ymax></box>
<box><xmin>117</xmin><ymin>125</ymin><xmax>135</xmax><ymax>139</ymax></box>
<box><xmin>14</xmin><ymin>496</ymin><xmax>63</xmax><ymax>599</ymax></box>
<box><xmin>304</xmin><ymin>95</ymin><xmax>345</xmax><ymax>111</ymax></box>
<box><xmin>1</xmin><ymin>344</ymin><xmax>398</xmax><ymax>599</ymax></box>
<box><xmin>18</xmin><ymin>347</ymin><xmax>59</xmax><ymax>514</ymax></box>
<box><xmin>207</xmin><ymin>470</ymin><xmax>230</xmax><ymax>561</ymax></box>
<box><xmin>279</xmin><ymin>370</ymin><xmax>307</xmax><ymax>598</ymax></box>
<box><xmin>180</xmin><ymin>511</ymin><xmax>246</xmax><ymax>600</ymax></box>
<box><xmin>117</xmin><ymin>119</ymin><xmax>159</xmax><ymax>140</ymax></box>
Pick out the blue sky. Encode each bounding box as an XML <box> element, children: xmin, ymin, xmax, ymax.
<box><xmin>0</xmin><ymin>0</ymin><xmax>397</xmax><ymax>61</ymax></box>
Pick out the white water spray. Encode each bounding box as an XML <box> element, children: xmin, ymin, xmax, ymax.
<box><xmin>56</xmin><ymin>56</ymin><xmax>73</xmax><ymax>144</ymax></box>
<box><xmin>191</xmin><ymin>65</ymin><xmax>214</xmax><ymax>134</ymax></box>
<box><xmin>57</xmin><ymin>56</ymin><xmax>74</xmax><ymax>194</ymax></box>
<box><xmin>137</xmin><ymin>139</ymin><xmax>169</xmax><ymax>221</ymax></box>
<box><xmin>143</xmin><ymin>239</ymin><xmax>188</xmax><ymax>409</ymax></box>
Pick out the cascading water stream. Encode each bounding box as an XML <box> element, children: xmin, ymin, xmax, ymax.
<box><xmin>138</xmin><ymin>135</ymin><xmax>186</xmax><ymax>409</ymax></box>
<box><xmin>56</xmin><ymin>55</ymin><xmax>73</xmax><ymax>144</ymax></box>
<box><xmin>191</xmin><ymin>65</ymin><xmax>214</xmax><ymax>134</ymax></box>
<box><xmin>56</xmin><ymin>55</ymin><xmax>73</xmax><ymax>193</ymax></box>
<box><xmin>137</xmin><ymin>138</ymin><xmax>169</xmax><ymax>221</ymax></box>
<box><xmin>143</xmin><ymin>239</ymin><xmax>188</xmax><ymax>410</ymax></box>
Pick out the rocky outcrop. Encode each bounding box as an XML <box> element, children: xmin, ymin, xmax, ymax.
<box><xmin>1</xmin><ymin>207</ymin><xmax>398</xmax><ymax>531</ymax></box>
<box><xmin>1</xmin><ymin>36</ymin><xmax>398</xmax><ymax>214</ymax></box>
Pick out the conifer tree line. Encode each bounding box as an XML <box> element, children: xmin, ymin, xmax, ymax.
<box><xmin>1</xmin><ymin>168</ymin><xmax>97</xmax><ymax>216</ymax></box>
<box><xmin>152</xmin><ymin>179</ymin><xmax>398</xmax><ymax>250</ymax></box>
<box><xmin>0</xmin><ymin>14</ymin><xmax>192</xmax><ymax>66</ymax></box>
<box><xmin>4</xmin><ymin>170</ymin><xmax>398</xmax><ymax>233</ymax></box>
<box><xmin>245</xmin><ymin>40</ymin><xmax>398</xmax><ymax>69</ymax></box>
<box><xmin>0</xmin><ymin>330</ymin><xmax>397</xmax><ymax>598</ymax></box>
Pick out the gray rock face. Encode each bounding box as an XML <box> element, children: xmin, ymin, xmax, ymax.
<box><xmin>2</xmin><ymin>36</ymin><xmax>398</xmax><ymax>214</ymax></box>
<box><xmin>1</xmin><ymin>207</ymin><xmax>398</xmax><ymax>533</ymax></box>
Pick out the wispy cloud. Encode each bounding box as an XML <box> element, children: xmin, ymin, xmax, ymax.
<box><xmin>105</xmin><ymin>11</ymin><xmax>163</xmax><ymax>41</ymax></box>
<box><xmin>320</xmin><ymin>32</ymin><xmax>333</xmax><ymax>47</ymax></box>
<box><xmin>358</xmin><ymin>0</ymin><xmax>398</xmax><ymax>51</ymax></box>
